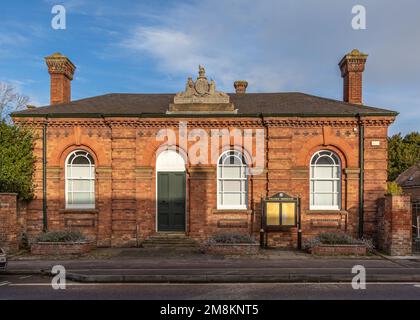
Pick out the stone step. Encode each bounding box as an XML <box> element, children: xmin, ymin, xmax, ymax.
<box><xmin>142</xmin><ymin>234</ymin><xmax>199</xmax><ymax>248</ymax></box>
<box><xmin>143</xmin><ymin>242</ymin><xmax>197</xmax><ymax>247</ymax></box>
<box><xmin>144</xmin><ymin>237</ymin><xmax>195</xmax><ymax>240</ymax></box>
<box><xmin>142</xmin><ymin>243</ymin><xmax>198</xmax><ymax>248</ymax></box>
<box><xmin>142</xmin><ymin>238</ymin><xmax>197</xmax><ymax>243</ymax></box>
<box><xmin>148</xmin><ymin>233</ymin><xmax>187</xmax><ymax>238</ymax></box>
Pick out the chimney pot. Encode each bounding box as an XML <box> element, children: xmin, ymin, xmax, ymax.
<box><xmin>234</xmin><ymin>80</ymin><xmax>248</xmax><ymax>94</ymax></box>
<box><xmin>45</xmin><ymin>52</ymin><xmax>76</xmax><ymax>105</ymax></box>
<box><xmin>338</xmin><ymin>49</ymin><xmax>368</xmax><ymax>105</ymax></box>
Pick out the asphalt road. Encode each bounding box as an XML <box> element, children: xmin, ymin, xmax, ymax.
<box><xmin>1</xmin><ymin>274</ymin><xmax>420</xmax><ymax>300</ymax></box>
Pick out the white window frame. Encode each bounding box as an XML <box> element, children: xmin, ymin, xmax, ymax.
<box><xmin>65</xmin><ymin>150</ymin><xmax>95</xmax><ymax>209</ymax></box>
<box><xmin>217</xmin><ymin>150</ymin><xmax>248</xmax><ymax>210</ymax></box>
<box><xmin>310</xmin><ymin>150</ymin><xmax>341</xmax><ymax>211</ymax></box>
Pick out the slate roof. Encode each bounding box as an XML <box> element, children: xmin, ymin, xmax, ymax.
<box><xmin>12</xmin><ymin>92</ymin><xmax>397</xmax><ymax>118</ymax></box>
<box><xmin>396</xmin><ymin>163</ymin><xmax>420</xmax><ymax>188</ymax></box>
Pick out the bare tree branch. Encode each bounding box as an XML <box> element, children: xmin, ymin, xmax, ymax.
<box><xmin>0</xmin><ymin>82</ymin><xmax>29</xmax><ymax>122</ymax></box>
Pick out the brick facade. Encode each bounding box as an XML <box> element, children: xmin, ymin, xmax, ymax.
<box><xmin>9</xmin><ymin>50</ymin><xmax>403</xmax><ymax>251</ymax></box>
<box><xmin>11</xmin><ymin>115</ymin><xmax>394</xmax><ymax>249</ymax></box>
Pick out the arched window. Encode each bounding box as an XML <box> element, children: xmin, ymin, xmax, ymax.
<box><xmin>217</xmin><ymin>150</ymin><xmax>248</xmax><ymax>209</ymax></box>
<box><xmin>310</xmin><ymin>150</ymin><xmax>341</xmax><ymax>210</ymax></box>
<box><xmin>65</xmin><ymin>150</ymin><xmax>95</xmax><ymax>209</ymax></box>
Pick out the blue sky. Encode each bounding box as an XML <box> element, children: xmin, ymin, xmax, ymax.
<box><xmin>0</xmin><ymin>0</ymin><xmax>419</xmax><ymax>134</ymax></box>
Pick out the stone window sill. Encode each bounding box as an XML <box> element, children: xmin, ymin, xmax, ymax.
<box><xmin>305</xmin><ymin>210</ymin><xmax>348</xmax><ymax>215</ymax></box>
<box><xmin>59</xmin><ymin>209</ymin><xmax>99</xmax><ymax>214</ymax></box>
<box><xmin>212</xmin><ymin>209</ymin><xmax>253</xmax><ymax>215</ymax></box>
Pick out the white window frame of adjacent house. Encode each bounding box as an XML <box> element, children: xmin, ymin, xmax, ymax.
<box><xmin>310</xmin><ymin>150</ymin><xmax>341</xmax><ymax>211</ymax></box>
<box><xmin>65</xmin><ymin>150</ymin><xmax>95</xmax><ymax>209</ymax></box>
<box><xmin>217</xmin><ymin>150</ymin><xmax>248</xmax><ymax>210</ymax></box>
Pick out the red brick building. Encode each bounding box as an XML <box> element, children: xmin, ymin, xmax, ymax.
<box><xmin>12</xmin><ymin>50</ymin><xmax>397</xmax><ymax>248</ymax></box>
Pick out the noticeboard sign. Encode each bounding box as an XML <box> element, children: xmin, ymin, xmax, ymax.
<box><xmin>262</xmin><ymin>192</ymin><xmax>299</xmax><ymax>230</ymax></box>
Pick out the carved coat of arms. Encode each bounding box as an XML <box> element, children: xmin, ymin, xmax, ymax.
<box><xmin>174</xmin><ymin>65</ymin><xmax>230</xmax><ymax>104</ymax></box>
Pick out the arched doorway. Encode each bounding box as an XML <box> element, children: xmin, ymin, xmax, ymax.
<box><xmin>156</xmin><ymin>150</ymin><xmax>186</xmax><ymax>232</ymax></box>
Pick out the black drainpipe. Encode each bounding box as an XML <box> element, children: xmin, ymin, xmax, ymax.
<box><xmin>260</xmin><ymin>114</ymin><xmax>269</xmax><ymax>247</ymax></box>
<box><xmin>358</xmin><ymin>116</ymin><xmax>364</xmax><ymax>239</ymax></box>
<box><xmin>42</xmin><ymin>120</ymin><xmax>48</xmax><ymax>232</ymax></box>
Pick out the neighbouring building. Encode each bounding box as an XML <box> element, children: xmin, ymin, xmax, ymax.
<box><xmin>10</xmin><ymin>50</ymin><xmax>399</xmax><ymax>248</ymax></box>
<box><xmin>396</xmin><ymin>163</ymin><xmax>420</xmax><ymax>201</ymax></box>
<box><xmin>397</xmin><ymin>163</ymin><xmax>420</xmax><ymax>247</ymax></box>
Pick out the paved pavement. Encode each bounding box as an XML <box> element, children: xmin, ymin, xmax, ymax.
<box><xmin>5</xmin><ymin>248</ymin><xmax>420</xmax><ymax>283</ymax></box>
<box><xmin>1</xmin><ymin>274</ymin><xmax>420</xmax><ymax>300</ymax></box>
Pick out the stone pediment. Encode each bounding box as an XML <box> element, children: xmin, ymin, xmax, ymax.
<box><xmin>168</xmin><ymin>66</ymin><xmax>236</xmax><ymax>114</ymax></box>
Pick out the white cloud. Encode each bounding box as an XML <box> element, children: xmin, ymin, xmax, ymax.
<box><xmin>117</xmin><ymin>0</ymin><xmax>420</xmax><ymax>133</ymax></box>
<box><xmin>121</xmin><ymin>23</ymin><xmax>303</xmax><ymax>93</ymax></box>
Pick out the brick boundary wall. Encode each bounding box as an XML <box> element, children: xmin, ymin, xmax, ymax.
<box><xmin>377</xmin><ymin>195</ymin><xmax>412</xmax><ymax>256</ymax></box>
<box><xmin>0</xmin><ymin>193</ymin><xmax>19</xmax><ymax>253</ymax></box>
<box><xmin>310</xmin><ymin>245</ymin><xmax>367</xmax><ymax>256</ymax></box>
<box><xmin>31</xmin><ymin>242</ymin><xmax>93</xmax><ymax>255</ymax></box>
<box><xmin>203</xmin><ymin>243</ymin><xmax>260</xmax><ymax>255</ymax></box>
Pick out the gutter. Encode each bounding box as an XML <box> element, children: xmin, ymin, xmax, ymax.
<box><xmin>42</xmin><ymin>120</ymin><xmax>48</xmax><ymax>232</ymax></box>
<box><xmin>11</xmin><ymin>111</ymin><xmax>399</xmax><ymax>119</ymax></box>
<box><xmin>358</xmin><ymin>116</ymin><xmax>364</xmax><ymax>238</ymax></box>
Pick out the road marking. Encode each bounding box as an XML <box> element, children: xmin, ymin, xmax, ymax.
<box><xmin>0</xmin><ymin>281</ymin><xmax>11</xmax><ymax>287</ymax></box>
<box><xmin>19</xmin><ymin>275</ymin><xmax>32</xmax><ymax>280</ymax></box>
<box><xmin>8</xmin><ymin>282</ymin><xmax>420</xmax><ymax>287</ymax></box>
<box><xmin>66</xmin><ymin>267</ymin><xmax>416</xmax><ymax>271</ymax></box>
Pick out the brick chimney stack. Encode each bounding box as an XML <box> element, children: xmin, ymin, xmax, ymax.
<box><xmin>338</xmin><ymin>49</ymin><xmax>368</xmax><ymax>105</ymax></box>
<box><xmin>45</xmin><ymin>53</ymin><xmax>76</xmax><ymax>105</ymax></box>
<box><xmin>234</xmin><ymin>80</ymin><xmax>248</xmax><ymax>94</ymax></box>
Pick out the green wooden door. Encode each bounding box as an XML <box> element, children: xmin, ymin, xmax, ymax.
<box><xmin>157</xmin><ymin>172</ymin><xmax>186</xmax><ymax>231</ymax></box>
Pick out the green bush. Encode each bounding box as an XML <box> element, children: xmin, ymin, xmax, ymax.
<box><xmin>0</xmin><ymin>121</ymin><xmax>35</xmax><ymax>200</ymax></box>
<box><xmin>207</xmin><ymin>232</ymin><xmax>256</xmax><ymax>244</ymax></box>
<box><xmin>386</xmin><ymin>181</ymin><xmax>403</xmax><ymax>196</ymax></box>
<box><xmin>36</xmin><ymin>231</ymin><xmax>87</xmax><ymax>243</ymax></box>
<box><xmin>388</xmin><ymin>132</ymin><xmax>420</xmax><ymax>181</ymax></box>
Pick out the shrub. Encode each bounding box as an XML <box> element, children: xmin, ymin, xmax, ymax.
<box><xmin>303</xmin><ymin>232</ymin><xmax>374</xmax><ymax>252</ymax></box>
<box><xmin>36</xmin><ymin>231</ymin><xmax>87</xmax><ymax>243</ymax></box>
<box><xmin>0</xmin><ymin>121</ymin><xmax>35</xmax><ymax>200</ymax></box>
<box><xmin>207</xmin><ymin>232</ymin><xmax>256</xmax><ymax>245</ymax></box>
<box><xmin>317</xmin><ymin>232</ymin><xmax>356</xmax><ymax>245</ymax></box>
<box><xmin>386</xmin><ymin>181</ymin><xmax>403</xmax><ymax>196</ymax></box>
